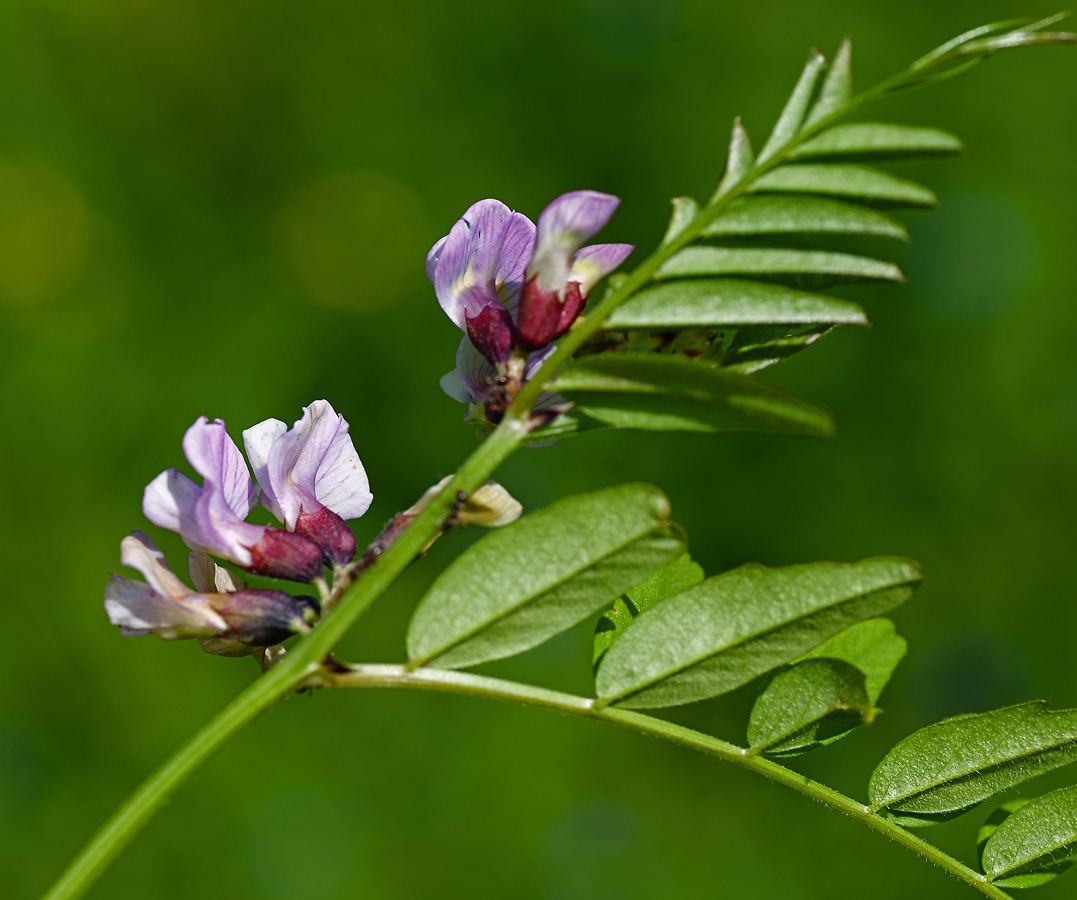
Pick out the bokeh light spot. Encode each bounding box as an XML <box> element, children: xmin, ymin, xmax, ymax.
<box><xmin>0</xmin><ymin>161</ymin><xmax>91</xmax><ymax>309</ymax></box>
<box><xmin>279</xmin><ymin>170</ymin><xmax>426</xmax><ymax>313</ymax></box>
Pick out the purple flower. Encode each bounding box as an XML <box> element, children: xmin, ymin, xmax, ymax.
<box><xmin>104</xmin><ymin>532</ymin><xmax>319</xmax><ymax>647</ymax></box>
<box><xmin>516</xmin><ymin>191</ymin><xmax>633</xmax><ymax>351</ymax></box>
<box><xmin>243</xmin><ymin>400</ymin><xmax>373</xmax><ymax>566</ymax></box>
<box><xmin>427</xmin><ymin>191</ymin><xmax>633</xmax><ymax>383</ymax></box>
<box><xmin>143</xmin><ymin>417</ymin><xmax>324</xmax><ymax>582</ymax></box>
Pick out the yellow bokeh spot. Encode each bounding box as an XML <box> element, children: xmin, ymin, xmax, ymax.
<box><xmin>0</xmin><ymin>161</ymin><xmax>91</xmax><ymax>308</ymax></box>
<box><xmin>279</xmin><ymin>170</ymin><xmax>426</xmax><ymax>312</ymax></box>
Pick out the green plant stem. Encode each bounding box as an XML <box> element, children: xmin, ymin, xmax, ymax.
<box><xmin>318</xmin><ymin>664</ymin><xmax>1013</xmax><ymax>900</ymax></box>
<box><xmin>40</xmin><ymin>420</ymin><xmax>530</xmax><ymax>900</ymax></box>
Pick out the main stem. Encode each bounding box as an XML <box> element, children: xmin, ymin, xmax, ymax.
<box><xmin>318</xmin><ymin>664</ymin><xmax>1013</xmax><ymax>900</ymax></box>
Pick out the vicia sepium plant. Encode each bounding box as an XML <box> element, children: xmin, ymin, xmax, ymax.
<box><xmin>42</xmin><ymin>17</ymin><xmax>1075</xmax><ymax>900</ymax></box>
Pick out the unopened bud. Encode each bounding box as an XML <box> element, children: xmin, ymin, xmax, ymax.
<box><xmin>465</xmin><ymin>304</ymin><xmax>515</xmax><ymax>364</ymax></box>
<box><xmin>515</xmin><ymin>277</ymin><xmax>588</xmax><ymax>351</ymax></box>
<box><xmin>458</xmin><ymin>482</ymin><xmax>523</xmax><ymax>527</ymax></box>
<box><xmin>247</xmin><ymin>528</ymin><xmax>324</xmax><ymax>582</ymax></box>
<box><xmin>295</xmin><ymin>506</ymin><xmax>358</xmax><ymax>567</ymax></box>
<box><xmin>207</xmin><ymin>589</ymin><xmax>320</xmax><ymax>647</ymax></box>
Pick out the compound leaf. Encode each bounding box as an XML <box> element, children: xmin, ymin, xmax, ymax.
<box><xmin>594</xmin><ymin>553</ymin><xmax>705</xmax><ymax>667</ymax></box>
<box><xmin>595</xmin><ymin>556</ymin><xmax>921</xmax><ymax>709</ymax></box>
<box><xmin>869</xmin><ymin>703</ymin><xmax>1077</xmax><ymax>827</ymax></box>
<box><xmin>606</xmin><ymin>279</ymin><xmax>868</xmax><ymax>329</ymax></box>
<box><xmin>752</xmin><ymin>163</ymin><xmax>938</xmax><ymax>208</ymax></box>
<box><xmin>801</xmin><ymin>617</ymin><xmax>907</xmax><ymax>704</ymax></box>
<box><xmin>407</xmin><ymin>484</ymin><xmax>684</xmax><ymax>668</ymax></box>
<box><xmin>758</xmin><ymin>51</ymin><xmax>827</xmax><ymax>163</ymax></box>
<box><xmin>702</xmin><ymin>195</ymin><xmax>908</xmax><ymax>240</ymax></box>
<box><xmin>791</xmin><ymin>123</ymin><xmax>964</xmax><ymax>162</ymax></box>
<box><xmin>657</xmin><ymin>246</ymin><xmax>903</xmax><ymax>288</ymax></box>
<box><xmin>981</xmin><ymin>789</ymin><xmax>1077</xmax><ymax>887</ymax></box>
<box><xmin>553</xmin><ymin>354</ymin><xmax>835</xmax><ymax>437</ymax></box>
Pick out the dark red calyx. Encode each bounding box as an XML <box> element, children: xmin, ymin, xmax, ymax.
<box><xmin>210</xmin><ymin>589</ymin><xmax>321</xmax><ymax>646</ymax></box>
<box><xmin>295</xmin><ymin>505</ymin><xmax>357</xmax><ymax>566</ymax></box>
<box><xmin>247</xmin><ymin>528</ymin><xmax>324</xmax><ymax>582</ymax></box>
<box><xmin>465</xmin><ymin>304</ymin><xmax>515</xmax><ymax>365</ymax></box>
<box><xmin>514</xmin><ymin>275</ymin><xmax>562</xmax><ymax>351</ymax></box>
<box><xmin>552</xmin><ymin>281</ymin><xmax>586</xmax><ymax>340</ymax></box>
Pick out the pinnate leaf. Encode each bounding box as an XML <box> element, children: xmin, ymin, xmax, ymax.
<box><xmin>717</xmin><ymin>118</ymin><xmax>755</xmax><ymax>195</ymax></box>
<box><xmin>606</xmin><ymin>279</ymin><xmax>868</xmax><ymax>329</ymax></box>
<box><xmin>661</xmin><ymin>196</ymin><xmax>699</xmax><ymax>246</ymax></box>
<box><xmin>406</xmin><ymin>484</ymin><xmax>684</xmax><ymax>668</ymax></box>
<box><xmin>593</xmin><ymin>553</ymin><xmax>704</xmax><ymax>666</ymax></box>
<box><xmin>553</xmin><ymin>354</ymin><xmax>835</xmax><ymax>437</ymax></box>
<box><xmin>981</xmin><ymin>789</ymin><xmax>1077</xmax><ymax>887</ymax></box>
<box><xmin>752</xmin><ymin>164</ymin><xmax>938</xmax><ymax>208</ymax></box>
<box><xmin>869</xmin><ymin>702</ymin><xmax>1077</xmax><ymax>827</ymax></box>
<box><xmin>702</xmin><ymin>195</ymin><xmax>908</xmax><ymax>240</ymax></box>
<box><xmin>747</xmin><ymin>658</ymin><xmax>873</xmax><ymax>757</ymax></box>
<box><xmin>804</xmin><ymin>38</ymin><xmax>852</xmax><ymax>128</ymax></box>
<box><xmin>801</xmin><ymin>617</ymin><xmax>906</xmax><ymax>704</ymax></box>
<box><xmin>718</xmin><ymin>324</ymin><xmax>835</xmax><ymax>375</ymax></box>
<box><xmin>791</xmin><ymin>123</ymin><xmax>963</xmax><ymax>162</ymax></box>
<box><xmin>595</xmin><ymin>557</ymin><xmax>921</xmax><ymax>709</ymax></box>
<box><xmin>758</xmin><ymin>51</ymin><xmax>827</xmax><ymax>163</ymax></box>
<box><xmin>657</xmin><ymin>246</ymin><xmax>904</xmax><ymax>287</ymax></box>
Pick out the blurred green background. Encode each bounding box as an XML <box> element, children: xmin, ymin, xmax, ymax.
<box><xmin>2</xmin><ymin>1</ymin><xmax>1075</xmax><ymax>897</ymax></box>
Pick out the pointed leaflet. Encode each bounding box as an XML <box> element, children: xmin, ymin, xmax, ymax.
<box><xmin>751</xmin><ymin>164</ymin><xmax>938</xmax><ymax>208</ymax></box>
<box><xmin>747</xmin><ymin>658</ymin><xmax>873</xmax><ymax>757</ymax></box>
<box><xmin>606</xmin><ymin>279</ymin><xmax>868</xmax><ymax>329</ymax></box>
<box><xmin>406</xmin><ymin>484</ymin><xmax>684</xmax><ymax>668</ymax></box>
<box><xmin>703</xmin><ymin>195</ymin><xmax>908</xmax><ymax>240</ymax></box>
<box><xmin>747</xmin><ymin>618</ymin><xmax>907</xmax><ymax>757</ymax></box>
<box><xmin>718</xmin><ymin>324</ymin><xmax>835</xmax><ymax>375</ymax></box>
<box><xmin>553</xmin><ymin>354</ymin><xmax>835</xmax><ymax>437</ymax></box>
<box><xmin>804</xmin><ymin>38</ymin><xmax>852</xmax><ymax>128</ymax></box>
<box><xmin>791</xmin><ymin>123</ymin><xmax>963</xmax><ymax>162</ymax></box>
<box><xmin>869</xmin><ymin>702</ymin><xmax>1077</xmax><ymax>826</ymax></box>
<box><xmin>593</xmin><ymin>553</ymin><xmax>704</xmax><ymax>666</ymax></box>
<box><xmin>757</xmin><ymin>51</ymin><xmax>827</xmax><ymax>164</ymax></box>
<box><xmin>595</xmin><ymin>557</ymin><xmax>921</xmax><ymax>709</ymax></box>
<box><xmin>661</xmin><ymin>197</ymin><xmax>699</xmax><ymax>246</ymax></box>
<box><xmin>981</xmin><ymin>788</ymin><xmax>1077</xmax><ymax>887</ymax></box>
<box><xmin>716</xmin><ymin>119</ymin><xmax>755</xmax><ymax>195</ymax></box>
<box><xmin>657</xmin><ymin>246</ymin><xmax>904</xmax><ymax>288</ymax></box>
<box><xmin>800</xmin><ymin>617</ymin><xmax>907</xmax><ymax>704</ymax></box>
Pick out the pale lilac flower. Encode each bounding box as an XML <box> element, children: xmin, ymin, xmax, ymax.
<box><xmin>439</xmin><ymin>336</ymin><xmax>555</xmax><ymax>409</ymax></box>
<box><xmin>516</xmin><ymin>190</ymin><xmax>634</xmax><ymax>351</ymax></box>
<box><xmin>104</xmin><ymin>532</ymin><xmax>319</xmax><ymax>647</ymax></box>
<box><xmin>243</xmin><ymin>400</ymin><xmax>372</xmax><ymax>566</ymax></box>
<box><xmin>143</xmin><ymin>417</ymin><xmax>324</xmax><ymax>582</ymax></box>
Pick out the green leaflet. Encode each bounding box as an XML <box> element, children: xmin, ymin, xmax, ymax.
<box><xmin>803</xmin><ymin>38</ymin><xmax>852</xmax><ymax>128</ymax></box>
<box><xmin>751</xmin><ymin>163</ymin><xmax>938</xmax><ymax>208</ymax></box>
<box><xmin>593</xmin><ymin>553</ymin><xmax>705</xmax><ymax>667</ymax></box>
<box><xmin>656</xmin><ymin>246</ymin><xmax>904</xmax><ymax>289</ymax></box>
<box><xmin>718</xmin><ymin>324</ymin><xmax>835</xmax><ymax>375</ymax></box>
<box><xmin>716</xmin><ymin>118</ymin><xmax>755</xmax><ymax>195</ymax></box>
<box><xmin>702</xmin><ymin>195</ymin><xmax>909</xmax><ymax>240</ymax></box>
<box><xmin>801</xmin><ymin>617</ymin><xmax>907</xmax><ymax>704</ymax></box>
<box><xmin>746</xmin><ymin>618</ymin><xmax>908</xmax><ymax>757</ymax></box>
<box><xmin>406</xmin><ymin>484</ymin><xmax>684</xmax><ymax>669</ymax></box>
<box><xmin>606</xmin><ymin>279</ymin><xmax>868</xmax><ymax>329</ymax></box>
<box><xmin>594</xmin><ymin>557</ymin><xmax>921</xmax><ymax>709</ymax></box>
<box><xmin>869</xmin><ymin>702</ymin><xmax>1077</xmax><ymax>827</ymax></box>
<box><xmin>661</xmin><ymin>196</ymin><xmax>699</xmax><ymax>246</ymax></box>
<box><xmin>981</xmin><ymin>790</ymin><xmax>1077</xmax><ymax>887</ymax></box>
<box><xmin>747</xmin><ymin>658</ymin><xmax>873</xmax><ymax>757</ymax></box>
<box><xmin>791</xmin><ymin>123</ymin><xmax>964</xmax><ymax>162</ymax></box>
<box><xmin>552</xmin><ymin>354</ymin><xmax>834</xmax><ymax>437</ymax></box>
<box><xmin>757</xmin><ymin>51</ymin><xmax>827</xmax><ymax>164</ymax></box>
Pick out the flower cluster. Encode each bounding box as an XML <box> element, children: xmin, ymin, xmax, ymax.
<box><xmin>427</xmin><ymin>190</ymin><xmax>632</xmax><ymax>420</ymax></box>
<box><xmin>105</xmin><ymin>400</ymin><xmax>372</xmax><ymax>658</ymax></box>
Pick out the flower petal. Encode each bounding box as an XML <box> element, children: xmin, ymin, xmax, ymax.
<box><xmin>121</xmin><ymin>531</ymin><xmax>195</xmax><ymax>602</ymax></box>
<box><xmin>189</xmin><ymin>551</ymin><xmax>246</xmax><ymax>593</ymax></box>
<box><xmin>143</xmin><ymin>468</ymin><xmax>200</xmax><ymax>533</ymax></box>
<box><xmin>432</xmin><ymin>199</ymin><xmax>533</xmax><ymax>328</ymax></box>
<box><xmin>242</xmin><ymin>418</ymin><xmax>288</xmax><ymax>521</ymax></box>
<box><xmin>105</xmin><ymin>575</ymin><xmax>222</xmax><ymax>638</ymax></box>
<box><xmin>439</xmin><ymin>368</ymin><xmax>472</xmax><ymax>404</ymax></box>
<box><xmin>528</xmin><ymin>190</ymin><xmax>621</xmax><ymax>292</ymax></box>
<box><xmin>264</xmin><ymin>400</ymin><xmax>372</xmax><ymax>528</ymax></box>
<box><xmin>569</xmin><ymin>243</ymin><xmax>634</xmax><ymax>296</ymax></box>
<box><xmin>425</xmin><ymin>235</ymin><xmax>449</xmax><ymax>283</ymax></box>
<box><xmin>183</xmin><ymin>417</ymin><xmax>257</xmax><ymax>520</ymax></box>
<box><xmin>455</xmin><ymin>335</ymin><xmax>494</xmax><ymax>401</ymax></box>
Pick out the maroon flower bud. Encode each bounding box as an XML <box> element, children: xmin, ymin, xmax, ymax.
<box><xmin>514</xmin><ymin>276</ymin><xmax>563</xmax><ymax>351</ymax></box>
<box><xmin>295</xmin><ymin>505</ymin><xmax>358</xmax><ymax>566</ymax></box>
<box><xmin>209</xmin><ymin>589</ymin><xmax>320</xmax><ymax>647</ymax></box>
<box><xmin>247</xmin><ymin>528</ymin><xmax>324</xmax><ymax>582</ymax></box>
<box><xmin>465</xmin><ymin>304</ymin><xmax>515</xmax><ymax>365</ymax></box>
